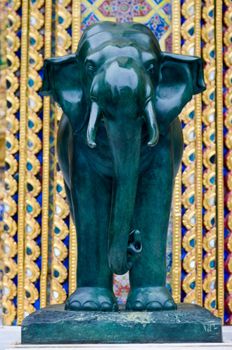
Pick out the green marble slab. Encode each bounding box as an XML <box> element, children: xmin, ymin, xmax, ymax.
<box><xmin>22</xmin><ymin>304</ymin><xmax>222</xmax><ymax>344</ymax></box>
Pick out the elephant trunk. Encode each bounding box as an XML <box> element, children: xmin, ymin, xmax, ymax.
<box><xmin>105</xmin><ymin>118</ymin><xmax>143</xmax><ymax>275</ymax></box>
<box><xmin>86</xmin><ymin>86</ymin><xmax>159</xmax><ymax>275</ymax></box>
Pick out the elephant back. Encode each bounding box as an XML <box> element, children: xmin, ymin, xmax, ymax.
<box><xmin>77</xmin><ymin>21</ymin><xmax>161</xmax><ymax>59</ymax></box>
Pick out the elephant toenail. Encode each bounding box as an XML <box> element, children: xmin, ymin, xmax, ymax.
<box><xmin>146</xmin><ymin>301</ymin><xmax>162</xmax><ymax>311</ymax></box>
<box><xmin>133</xmin><ymin>301</ymin><xmax>144</xmax><ymax>310</ymax></box>
<box><xmin>66</xmin><ymin>300</ymin><xmax>81</xmax><ymax>311</ymax></box>
<box><xmin>100</xmin><ymin>302</ymin><xmax>112</xmax><ymax>311</ymax></box>
<box><xmin>164</xmin><ymin>300</ymin><xmax>177</xmax><ymax>310</ymax></box>
<box><xmin>83</xmin><ymin>301</ymin><xmax>99</xmax><ymax>310</ymax></box>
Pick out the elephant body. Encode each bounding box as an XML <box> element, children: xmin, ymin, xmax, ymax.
<box><xmin>41</xmin><ymin>22</ymin><xmax>205</xmax><ymax>311</ymax></box>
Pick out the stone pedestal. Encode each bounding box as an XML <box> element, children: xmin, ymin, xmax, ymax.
<box><xmin>21</xmin><ymin>304</ymin><xmax>222</xmax><ymax>344</ymax></box>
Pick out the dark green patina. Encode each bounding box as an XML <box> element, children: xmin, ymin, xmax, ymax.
<box><xmin>22</xmin><ymin>304</ymin><xmax>222</xmax><ymax>344</ymax></box>
<box><xmin>41</xmin><ymin>21</ymin><xmax>205</xmax><ymax>312</ymax></box>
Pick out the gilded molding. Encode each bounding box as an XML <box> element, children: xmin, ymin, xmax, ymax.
<box><xmin>68</xmin><ymin>0</ymin><xmax>81</xmax><ymax>296</ymax></box>
<box><xmin>24</xmin><ymin>0</ymin><xmax>44</xmax><ymax>318</ymax></box>
<box><xmin>72</xmin><ymin>0</ymin><xmax>81</xmax><ymax>53</ymax></box>
<box><xmin>50</xmin><ymin>0</ymin><xmax>72</xmax><ymax>304</ymax></box>
<box><xmin>69</xmin><ymin>219</ymin><xmax>77</xmax><ymax>295</ymax></box>
<box><xmin>194</xmin><ymin>0</ymin><xmax>203</xmax><ymax>306</ymax></box>
<box><xmin>180</xmin><ymin>0</ymin><xmax>197</xmax><ymax>305</ymax></box>
<box><xmin>215</xmin><ymin>0</ymin><xmax>224</xmax><ymax>320</ymax></box>
<box><xmin>224</xmin><ymin>0</ymin><xmax>232</xmax><ymax>324</ymax></box>
<box><xmin>17</xmin><ymin>0</ymin><xmax>29</xmax><ymax>325</ymax></box>
<box><xmin>201</xmin><ymin>0</ymin><xmax>217</xmax><ymax>315</ymax></box>
<box><xmin>2</xmin><ymin>0</ymin><xmax>18</xmax><ymax>325</ymax></box>
<box><xmin>40</xmin><ymin>0</ymin><xmax>52</xmax><ymax>308</ymax></box>
<box><xmin>171</xmin><ymin>0</ymin><xmax>181</xmax><ymax>303</ymax></box>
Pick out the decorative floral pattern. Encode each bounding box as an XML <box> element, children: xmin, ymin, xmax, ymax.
<box><xmin>81</xmin><ymin>0</ymin><xmax>172</xmax><ymax>49</ymax></box>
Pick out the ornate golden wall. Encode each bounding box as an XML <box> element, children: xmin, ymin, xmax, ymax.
<box><xmin>1</xmin><ymin>0</ymin><xmax>231</xmax><ymax>325</ymax></box>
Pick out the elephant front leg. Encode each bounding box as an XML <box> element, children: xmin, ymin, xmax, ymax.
<box><xmin>127</xmin><ymin>126</ymin><xmax>183</xmax><ymax>311</ymax></box>
<box><xmin>127</xmin><ymin>174</ymin><xmax>176</xmax><ymax>311</ymax></box>
<box><xmin>65</xmin><ymin>152</ymin><xmax>117</xmax><ymax>312</ymax></box>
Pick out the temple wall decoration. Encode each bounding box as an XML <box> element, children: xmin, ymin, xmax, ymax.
<box><xmin>0</xmin><ymin>0</ymin><xmax>230</xmax><ymax>325</ymax></box>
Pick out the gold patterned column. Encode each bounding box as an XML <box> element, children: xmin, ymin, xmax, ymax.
<box><xmin>201</xmin><ymin>0</ymin><xmax>217</xmax><ymax>314</ymax></box>
<box><xmin>40</xmin><ymin>0</ymin><xmax>52</xmax><ymax>309</ymax></box>
<box><xmin>0</xmin><ymin>0</ymin><xmax>6</xmax><ymax>169</ymax></box>
<box><xmin>17</xmin><ymin>0</ymin><xmax>29</xmax><ymax>325</ymax></box>
<box><xmin>2</xmin><ymin>0</ymin><xmax>18</xmax><ymax>326</ymax></box>
<box><xmin>215</xmin><ymin>0</ymin><xmax>224</xmax><ymax>320</ymax></box>
<box><xmin>0</xmin><ymin>6</ymin><xmax>6</xmax><ymax>316</ymax></box>
<box><xmin>72</xmin><ymin>0</ymin><xmax>81</xmax><ymax>52</ymax></box>
<box><xmin>24</xmin><ymin>0</ymin><xmax>47</xmax><ymax>318</ymax></box>
<box><xmin>171</xmin><ymin>0</ymin><xmax>181</xmax><ymax>303</ymax></box>
<box><xmin>180</xmin><ymin>0</ymin><xmax>197</xmax><ymax>304</ymax></box>
<box><xmin>224</xmin><ymin>0</ymin><xmax>232</xmax><ymax>325</ymax></box>
<box><xmin>50</xmin><ymin>0</ymin><xmax>72</xmax><ymax>304</ymax></box>
<box><xmin>69</xmin><ymin>0</ymin><xmax>81</xmax><ymax>296</ymax></box>
<box><xmin>194</xmin><ymin>0</ymin><xmax>203</xmax><ymax>307</ymax></box>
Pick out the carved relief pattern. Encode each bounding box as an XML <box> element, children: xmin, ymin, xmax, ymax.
<box><xmin>179</xmin><ymin>0</ymin><xmax>219</xmax><ymax>315</ymax></box>
<box><xmin>49</xmin><ymin>0</ymin><xmax>72</xmax><ymax>305</ymax></box>
<box><xmin>2</xmin><ymin>0</ymin><xmax>20</xmax><ymax>325</ymax></box>
<box><xmin>24</xmin><ymin>0</ymin><xmax>44</xmax><ymax>317</ymax></box>
<box><xmin>0</xmin><ymin>0</ymin><xmax>7</xmax><ymax>323</ymax></box>
<box><xmin>224</xmin><ymin>0</ymin><xmax>232</xmax><ymax>325</ymax></box>
<box><xmin>68</xmin><ymin>0</ymin><xmax>80</xmax><ymax>298</ymax></box>
<box><xmin>201</xmin><ymin>0</ymin><xmax>217</xmax><ymax>315</ymax></box>
<box><xmin>179</xmin><ymin>0</ymin><xmax>197</xmax><ymax>304</ymax></box>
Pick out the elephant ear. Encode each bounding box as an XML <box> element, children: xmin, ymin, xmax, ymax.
<box><xmin>41</xmin><ymin>54</ymin><xmax>85</xmax><ymax>130</ymax></box>
<box><xmin>155</xmin><ymin>52</ymin><xmax>206</xmax><ymax>133</ymax></box>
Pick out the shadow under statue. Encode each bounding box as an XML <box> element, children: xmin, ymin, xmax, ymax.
<box><xmin>22</xmin><ymin>21</ymin><xmax>222</xmax><ymax>344</ymax></box>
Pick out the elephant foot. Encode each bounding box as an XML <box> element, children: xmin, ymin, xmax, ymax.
<box><xmin>65</xmin><ymin>287</ymin><xmax>118</xmax><ymax>311</ymax></box>
<box><xmin>126</xmin><ymin>286</ymin><xmax>177</xmax><ymax>311</ymax></box>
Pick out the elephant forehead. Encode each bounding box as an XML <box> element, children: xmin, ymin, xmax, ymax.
<box><xmin>87</xmin><ymin>45</ymin><xmax>140</xmax><ymax>62</ymax></box>
<box><xmin>78</xmin><ymin>28</ymin><xmax>160</xmax><ymax>61</ymax></box>
<box><xmin>86</xmin><ymin>45</ymin><xmax>158</xmax><ymax>67</ymax></box>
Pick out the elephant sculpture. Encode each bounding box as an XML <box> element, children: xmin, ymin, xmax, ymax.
<box><xmin>41</xmin><ymin>21</ymin><xmax>205</xmax><ymax>312</ymax></box>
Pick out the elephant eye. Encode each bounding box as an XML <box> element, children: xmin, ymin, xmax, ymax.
<box><xmin>85</xmin><ymin>61</ymin><xmax>96</xmax><ymax>76</ymax></box>
<box><xmin>146</xmin><ymin>63</ymin><xmax>155</xmax><ymax>74</ymax></box>
<box><xmin>146</xmin><ymin>62</ymin><xmax>159</xmax><ymax>83</ymax></box>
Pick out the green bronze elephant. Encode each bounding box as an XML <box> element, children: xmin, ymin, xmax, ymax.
<box><xmin>41</xmin><ymin>21</ymin><xmax>205</xmax><ymax>312</ymax></box>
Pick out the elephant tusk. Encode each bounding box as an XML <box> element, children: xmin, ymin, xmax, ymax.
<box><xmin>87</xmin><ymin>101</ymin><xmax>101</xmax><ymax>148</ymax></box>
<box><xmin>144</xmin><ymin>98</ymin><xmax>159</xmax><ymax>147</ymax></box>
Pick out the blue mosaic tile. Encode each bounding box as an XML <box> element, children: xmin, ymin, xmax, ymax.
<box><xmin>146</xmin><ymin>13</ymin><xmax>169</xmax><ymax>40</ymax></box>
<box><xmin>81</xmin><ymin>12</ymin><xmax>99</xmax><ymax>31</ymax></box>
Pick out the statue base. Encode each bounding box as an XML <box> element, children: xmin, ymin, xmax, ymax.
<box><xmin>22</xmin><ymin>304</ymin><xmax>222</xmax><ymax>344</ymax></box>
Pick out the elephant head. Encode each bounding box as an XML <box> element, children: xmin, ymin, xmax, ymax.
<box><xmin>41</xmin><ymin>22</ymin><xmax>205</xmax><ymax>275</ymax></box>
